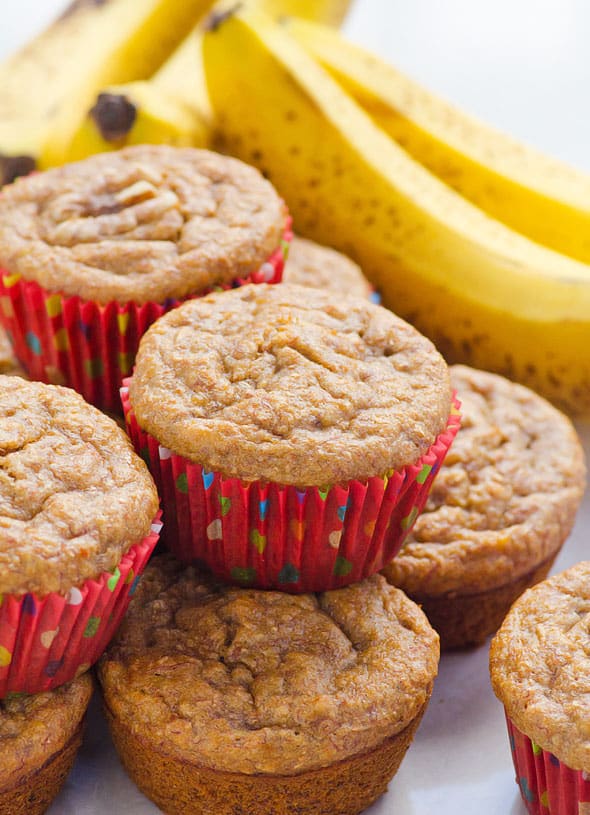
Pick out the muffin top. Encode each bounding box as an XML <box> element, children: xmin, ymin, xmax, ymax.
<box><xmin>99</xmin><ymin>555</ymin><xmax>439</xmax><ymax>775</ymax></box>
<box><xmin>129</xmin><ymin>283</ymin><xmax>452</xmax><ymax>485</ymax></box>
<box><xmin>0</xmin><ymin>673</ymin><xmax>93</xmax><ymax>790</ymax></box>
<box><xmin>0</xmin><ymin>376</ymin><xmax>158</xmax><ymax>596</ymax></box>
<box><xmin>490</xmin><ymin>561</ymin><xmax>590</xmax><ymax>771</ymax></box>
<box><xmin>383</xmin><ymin>365</ymin><xmax>585</xmax><ymax>595</ymax></box>
<box><xmin>0</xmin><ymin>145</ymin><xmax>287</xmax><ymax>304</ymax></box>
<box><xmin>283</xmin><ymin>236</ymin><xmax>373</xmax><ymax>299</ymax></box>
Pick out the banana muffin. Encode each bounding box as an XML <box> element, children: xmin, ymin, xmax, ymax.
<box><xmin>490</xmin><ymin>561</ymin><xmax>590</xmax><ymax>814</ymax></box>
<box><xmin>382</xmin><ymin>365</ymin><xmax>585</xmax><ymax>649</ymax></box>
<box><xmin>0</xmin><ymin>145</ymin><xmax>290</xmax><ymax>409</ymax></box>
<box><xmin>0</xmin><ymin>375</ymin><xmax>160</xmax><ymax>696</ymax></box>
<box><xmin>0</xmin><ymin>673</ymin><xmax>93</xmax><ymax>815</ymax></box>
<box><xmin>283</xmin><ymin>236</ymin><xmax>373</xmax><ymax>299</ymax></box>
<box><xmin>124</xmin><ymin>282</ymin><xmax>459</xmax><ymax>590</ymax></box>
<box><xmin>98</xmin><ymin>554</ymin><xmax>439</xmax><ymax>815</ymax></box>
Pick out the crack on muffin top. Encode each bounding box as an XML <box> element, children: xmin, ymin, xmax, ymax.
<box><xmin>0</xmin><ymin>146</ymin><xmax>286</xmax><ymax>304</ymax></box>
<box><xmin>0</xmin><ymin>674</ymin><xmax>93</xmax><ymax>789</ymax></box>
<box><xmin>0</xmin><ymin>376</ymin><xmax>158</xmax><ymax>596</ymax></box>
<box><xmin>99</xmin><ymin>555</ymin><xmax>439</xmax><ymax>775</ymax></box>
<box><xmin>383</xmin><ymin>365</ymin><xmax>585</xmax><ymax>595</ymax></box>
<box><xmin>129</xmin><ymin>283</ymin><xmax>451</xmax><ymax>486</ymax></box>
<box><xmin>490</xmin><ymin>561</ymin><xmax>590</xmax><ymax>772</ymax></box>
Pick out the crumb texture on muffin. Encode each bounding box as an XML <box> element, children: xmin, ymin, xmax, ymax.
<box><xmin>490</xmin><ymin>561</ymin><xmax>590</xmax><ymax>771</ymax></box>
<box><xmin>0</xmin><ymin>673</ymin><xmax>92</xmax><ymax>791</ymax></box>
<box><xmin>0</xmin><ymin>376</ymin><xmax>159</xmax><ymax>595</ymax></box>
<box><xmin>130</xmin><ymin>283</ymin><xmax>452</xmax><ymax>485</ymax></box>
<box><xmin>99</xmin><ymin>555</ymin><xmax>439</xmax><ymax>775</ymax></box>
<box><xmin>383</xmin><ymin>365</ymin><xmax>585</xmax><ymax>595</ymax></box>
<box><xmin>0</xmin><ymin>146</ymin><xmax>286</xmax><ymax>304</ymax></box>
<box><xmin>284</xmin><ymin>236</ymin><xmax>372</xmax><ymax>299</ymax></box>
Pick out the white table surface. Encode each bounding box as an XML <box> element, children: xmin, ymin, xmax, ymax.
<box><xmin>2</xmin><ymin>2</ymin><xmax>589</xmax><ymax>814</ymax></box>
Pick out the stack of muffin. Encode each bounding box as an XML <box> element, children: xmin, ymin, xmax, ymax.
<box><xmin>0</xmin><ymin>145</ymin><xmax>585</xmax><ymax>815</ymax></box>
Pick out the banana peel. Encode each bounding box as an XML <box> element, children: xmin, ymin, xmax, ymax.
<box><xmin>203</xmin><ymin>6</ymin><xmax>590</xmax><ymax>415</ymax></box>
<box><xmin>0</xmin><ymin>0</ymin><xmax>215</xmax><ymax>180</ymax></box>
<box><xmin>66</xmin><ymin>30</ymin><xmax>212</xmax><ymax>160</ymax></box>
<box><xmin>288</xmin><ymin>17</ymin><xmax>590</xmax><ymax>264</ymax></box>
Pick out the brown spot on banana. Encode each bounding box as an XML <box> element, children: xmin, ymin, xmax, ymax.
<box><xmin>90</xmin><ymin>93</ymin><xmax>137</xmax><ymax>142</ymax></box>
<box><xmin>0</xmin><ymin>155</ymin><xmax>36</xmax><ymax>186</ymax></box>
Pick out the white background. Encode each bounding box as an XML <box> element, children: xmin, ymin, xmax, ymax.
<box><xmin>2</xmin><ymin>2</ymin><xmax>589</xmax><ymax>814</ymax></box>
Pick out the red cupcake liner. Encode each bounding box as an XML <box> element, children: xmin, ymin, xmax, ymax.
<box><xmin>122</xmin><ymin>384</ymin><xmax>460</xmax><ymax>592</ymax></box>
<box><xmin>0</xmin><ymin>218</ymin><xmax>292</xmax><ymax>412</ymax></box>
<box><xmin>0</xmin><ymin>514</ymin><xmax>162</xmax><ymax>697</ymax></box>
<box><xmin>506</xmin><ymin>716</ymin><xmax>590</xmax><ymax>815</ymax></box>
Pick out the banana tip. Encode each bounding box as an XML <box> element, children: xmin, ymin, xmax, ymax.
<box><xmin>90</xmin><ymin>93</ymin><xmax>137</xmax><ymax>143</ymax></box>
<box><xmin>204</xmin><ymin>3</ymin><xmax>243</xmax><ymax>33</ymax></box>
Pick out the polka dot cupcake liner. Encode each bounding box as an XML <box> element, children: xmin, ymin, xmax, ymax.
<box><xmin>122</xmin><ymin>385</ymin><xmax>460</xmax><ymax>592</ymax></box>
<box><xmin>0</xmin><ymin>514</ymin><xmax>162</xmax><ymax>698</ymax></box>
<box><xmin>506</xmin><ymin>717</ymin><xmax>590</xmax><ymax>815</ymax></box>
<box><xmin>0</xmin><ymin>218</ymin><xmax>292</xmax><ymax>412</ymax></box>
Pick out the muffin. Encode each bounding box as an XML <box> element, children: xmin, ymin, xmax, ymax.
<box><xmin>490</xmin><ymin>561</ymin><xmax>590</xmax><ymax>815</ymax></box>
<box><xmin>284</xmin><ymin>236</ymin><xmax>373</xmax><ymax>299</ymax></box>
<box><xmin>123</xmin><ymin>282</ymin><xmax>460</xmax><ymax>591</ymax></box>
<box><xmin>382</xmin><ymin>365</ymin><xmax>585</xmax><ymax>649</ymax></box>
<box><xmin>98</xmin><ymin>554</ymin><xmax>439</xmax><ymax>815</ymax></box>
<box><xmin>0</xmin><ymin>375</ymin><xmax>161</xmax><ymax>696</ymax></box>
<box><xmin>0</xmin><ymin>674</ymin><xmax>93</xmax><ymax>815</ymax></box>
<box><xmin>0</xmin><ymin>145</ymin><xmax>291</xmax><ymax>410</ymax></box>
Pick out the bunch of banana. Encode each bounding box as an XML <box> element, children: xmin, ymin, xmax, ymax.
<box><xmin>202</xmin><ymin>5</ymin><xmax>590</xmax><ymax>415</ymax></box>
<box><xmin>0</xmin><ymin>0</ymin><xmax>217</xmax><ymax>182</ymax></box>
<box><xmin>0</xmin><ymin>0</ymin><xmax>352</xmax><ymax>178</ymax></box>
<box><xmin>64</xmin><ymin>0</ymin><xmax>353</xmax><ymax>161</ymax></box>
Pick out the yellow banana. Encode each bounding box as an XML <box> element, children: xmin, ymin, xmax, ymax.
<box><xmin>0</xmin><ymin>0</ymin><xmax>215</xmax><ymax>180</ymax></box>
<box><xmin>288</xmin><ymin>17</ymin><xmax>590</xmax><ymax>264</ymax></box>
<box><xmin>203</xmin><ymin>6</ymin><xmax>590</xmax><ymax>415</ymax></box>
<box><xmin>66</xmin><ymin>30</ymin><xmax>212</xmax><ymax>160</ymax></box>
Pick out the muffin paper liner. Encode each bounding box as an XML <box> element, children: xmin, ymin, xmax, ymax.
<box><xmin>122</xmin><ymin>384</ymin><xmax>460</xmax><ymax>592</ymax></box>
<box><xmin>0</xmin><ymin>218</ymin><xmax>292</xmax><ymax>412</ymax></box>
<box><xmin>506</xmin><ymin>716</ymin><xmax>590</xmax><ymax>815</ymax></box>
<box><xmin>0</xmin><ymin>514</ymin><xmax>162</xmax><ymax>697</ymax></box>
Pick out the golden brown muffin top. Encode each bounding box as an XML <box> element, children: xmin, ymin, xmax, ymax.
<box><xmin>284</xmin><ymin>236</ymin><xmax>373</xmax><ymax>299</ymax></box>
<box><xmin>490</xmin><ymin>561</ymin><xmax>590</xmax><ymax>771</ymax></box>
<box><xmin>383</xmin><ymin>365</ymin><xmax>585</xmax><ymax>596</ymax></box>
<box><xmin>0</xmin><ymin>327</ymin><xmax>24</xmax><ymax>377</ymax></box>
<box><xmin>130</xmin><ymin>283</ymin><xmax>451</xmax><ymax>486</ymax></box>
<box><xmin>0</xmin><ymin>376</ymin><xmax>158</xmax><ymax>596</ymax></box>
<box><xmin>0</xmin><ymin>145</ymin><xmax>286</xmax><ymax>305</ymax></box>
<box><xmin>99</xmin><ymin>555</ymin><xmax>439</xmax><ymax>775</ymax></box>
<box><xmin>0</xmin><ymin>673</ymin><xmax>93</xmax><ymax>790</ymax></box>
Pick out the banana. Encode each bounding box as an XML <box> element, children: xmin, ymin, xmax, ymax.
<box><xmin>0</xmin><ymin>0</ymin><xmax>215</xmax><ymax>180</ymax></box>
<box><xmin>203</xmin><ymin>5</ymin><xmax>590</xmax><ymax>415</ymax></box>
<box><xmin>65</xmin><ymin>30</ymin><xmax>212</xmax><ymax>160</ymax></box>
<box><xmin>288</xmin><ymin>17</ymin><xmax>590</xmax><ymax>264</ymax></box>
